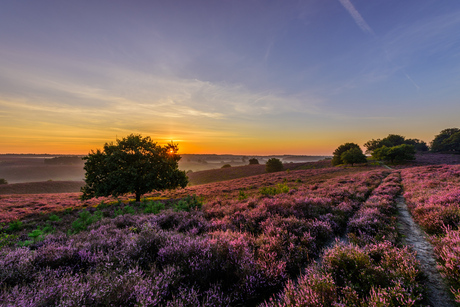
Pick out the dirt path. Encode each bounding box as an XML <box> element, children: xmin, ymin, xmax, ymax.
<box><xmin>396</xmin><ymin>196</ymin><xmax>456</xmax><ymax>307</ymax></box>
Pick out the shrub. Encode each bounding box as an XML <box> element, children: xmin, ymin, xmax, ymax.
<box><xmin>71</xmin><ymin>210</ymin><xmax>103</xmax><ymax>233</ymax></box>
<box><xmin>221</xmin><ymin>164</ymin><xmax>231</xmax><ymax>168</ymax></box>
<box><xmin>143</xmin><ymin>201</ymin><xmax>165</xmax><ymax>214</ymax></box>
<box><xmin>238</xmin><ymin>190</ymin><xmax>248</xmax><ymax>200</ymax></box>
<box><xmin>0</xmin><ymin>232</ymin><xmax>18</xmax><ymax>248</ymax></box>
<box><xmin>260</xmin><ymin>183</ymin><xmax>289</xmax><ymax>196</ymax></box>
<box><xmin>249</xmin><ymin>158</ymin><xmax>259</xmax><ymax>165</ymax></box>
<box><xmin>7</xmin><ymin>220</ymin><xmax>23</xmax><ymax>232</ymax></box>
<box><xmin>0</xmin><ymin>178</ymin><xmax>7</xmax><ymax>185</ymax></box>
<box><xmin>173</xmin><ymin>195</ymin><xmax>202</xmax><ymax>212</ymax></box>
<box><xmin>266</xmin><ymin>158</ymin><xmax>283</xmax><ymax>173</ymax></box>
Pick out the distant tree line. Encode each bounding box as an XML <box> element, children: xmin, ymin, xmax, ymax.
<box><xmin>45</xmin><ymin>156</ymin><xmax>84</xmax><ymax>165</ymax></box>
<box><xmin>332</xmin><ymin>128</ymin><xmax>460</xmax><ymax>166</ymax></box>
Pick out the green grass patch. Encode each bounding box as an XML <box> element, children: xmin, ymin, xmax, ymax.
<box><xmin>259</xmin><ymin>183</ymin><xmax>290</xmax><ymax>196</ymax></box>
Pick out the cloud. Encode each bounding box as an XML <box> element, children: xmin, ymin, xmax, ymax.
<box><xmin>337</xmin><ymin>0</ymin><xmax>374</xmax><ymax>35</ymax></box>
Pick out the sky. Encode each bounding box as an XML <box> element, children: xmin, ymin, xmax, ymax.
<box><xmin>1</xmin><ymin>0</ymin><xmax>460</xmax><ymax>155</ymax></box>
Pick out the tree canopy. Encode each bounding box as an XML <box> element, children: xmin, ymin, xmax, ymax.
<box><xmin>364</xmin><ymin>134</ymin><xmax>428</xmax><ymax>154</ymax></box>
<box><xmin>266</xmin><ymin>158</ymin><xmax>283</xmax><ymax>173</ymax></box>
<box><xmin>81</xmin><ymin>134</ymin><xmax>188</xmax><ymax>202</ymax></box>
<box><xmin>431</xmin><ymin>128</ymin><xmax>460</xmax><ymax>153</ymax></box>
<box><xmin>332</xmin><ymin>143</ymin><xmax>362</xmax><ymax>166</ymax></box>
<box><xmin>341</xmin><ymin>147</ymin><xmax>367</xmax><ymax>166</ymax></box>
<box><xmin>372</xmin><ymin>144</ymin><xmax>416</xmax><ymax>164</ymax></box>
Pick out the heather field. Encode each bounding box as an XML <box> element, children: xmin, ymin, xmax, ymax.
<box><xmin>0</xmin><ymin>161</ymin><xmax>459</xmax><ymax>306</ymax></box>
<box><xmin>401</xmin><ymin>165</ymin><xmax>460</xmax><ymax>304</ymax></box>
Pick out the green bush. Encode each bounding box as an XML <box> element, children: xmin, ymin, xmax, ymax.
<box><xmin>249</xmin><ymin>158</ymin><xmax>259</xmax><ymax>165</ymax></box>
<box><xmin>238</xmin><ymin>190</ymin><xmax>248</xmax><ymax>201</ymax></box>
<box><xmin>48</xmin><ymin>214</ymin><xmax>61</xmax><ymax>222</ymax></box>
<box><xmin>260</xmin><ymin>183</ymin><xmax>290</xmax><ymax>196</ymax></box>
<box><xmin>143</xmin><ymin>201</ymin><xmax>165</xmax><ymax>214</ymax></box>
<box><xmin>0</xmin><ymin>178</ymin><xmax>7</xmax><ymax>185</ymax></box>
<box><xmin>7</xmin><ymin>220</ymin><xmax>23</xmax><ymax>232</ymax></box>
<box><xmin>71</xmin><ymin>210</ymin><xmax>103</xmax><ymax>233</ymax></box>
<box><xmin>266</xmin><ymin>158</ymin><xmax>283</xmax><ymax>173</ymax></box>
<box><xmin>0</xmin><ymin>232</ymin><xmax>18</xmax><ymax>248</ymax></box>
<box><xmin>173</xmin><ymin>195</ymin><xmax>202</xmax><ymax>212</ymax></box>
<box><xmin>114</xmin><ymin>205</ymin><xmax>136</xmax><ymax>217</ymax></box>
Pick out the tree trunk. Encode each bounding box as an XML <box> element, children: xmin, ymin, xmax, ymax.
<box><xmin>136</xmin><ymin>192</ymin><xmax>141</xmax><ymax>203</ymax></box>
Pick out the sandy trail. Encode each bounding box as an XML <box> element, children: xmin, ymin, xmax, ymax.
<box><xmin>396</xmin><ymin>196</ymin><xmax>456</xmax><ymax>307</ymax></box>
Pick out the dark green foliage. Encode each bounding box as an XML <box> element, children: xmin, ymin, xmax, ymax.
<box><xmin>249</xmin><ymin>158</ymin><xmax>259</xmax><ymax>165</ymax></box>
<box><xmin>48</xmin><ymin>214</ymin><xmax>61</xmax><ymax>222</ymax></box>
<box><xmin>173</xmin><ymin>195</ymin><xmax>203</xmax><ymax>212</ymax></box>
<box><xmin>443</xmin><ymin>131</ymin><xmax>460</xmax><ymax>152</ymax></box>
<box><xmin>238</xmin><ymin>189</ymin><xmax>248</xmax><ymax>200</ymax></box>
<box><xmin>0</xmin><ymin>178</ymin><xmax>7</xmax><ymax>185</ymax></box>
<box><xmin>364</xmin><ymin>134</ymin><xmax>428</xmax><ymax>154</ymax></box>
<box><xmin>431</xmin><ymin>128</ymin><xmax>460</xmax><ymax>153</ymax></box>
<box><xmin>71</xmin><ymin>210</ymin><xmax>103</xmax><ymax>233</ymax></box>
<box><xmin>266</xmin><ymin>158</ymin><xmax>283</xmax><ymax>173</ymax></box>
<box><xmin>332</xmin><ymin>143</ymin><xmax>361</xmax><ymax>166</ymax></box>
<box><xmin>114</xmin><ymin>205</ymin><xmax>136</xmax><ymax>217</ymax></box>
<box><xmin>142</xmin><ymin>201</ymin><xmax>165</xmax><ymax>214</ymax></box>
<box><xmin>0</xmin><ymin>232</ymin><xmax>18</xmax><ymax>248</ymax></box>
<box><xmin>405</xmin><ymin>138</ymin><xmax>429</xmax><ymax>152</ymax></box>
<box><xmin>7</xmin><ymin>220</ymin><xmax>23</xmax><ymax>232</ymax></box>
<box><xmin>81</xmin><ymin>134</ymin><xmax>188</xmax><ymax>202</ymax></box>
<box><xmin>372</xmin><ymin>144</ymin><xmax>416</xmax><ymax>163</ymax></box>
<box><xmin>340</xmin><ymin>147</ymin><xmax>367</xmax><ymax>166</ymax></box>
<box><xmin>221</xmin><ymin>164</ymin><xmax>231</xmax><ymax>168</ymax></box>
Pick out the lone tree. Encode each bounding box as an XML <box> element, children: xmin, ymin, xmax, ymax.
<box><xmin>340</xmin><ymin>147</ymin><xmax>367</xmax><ymax>166</ymax></box>
<box><xmin>431</xmin><ymin>128</ymin><xmax>460</xmax><ymax>153</ymax></box>
<box><xmin>249</xmin><ymin>158</ymin><xmax>259</xmax><ymax>165</ymax></box>
<box><xmin>332</xmin><ymin>143</ymin><xmax>362</xmax><ymax>166</ymax></box>
<box><xmin>266</xmin><ymin>158</ymin><xmax>283</xmax><ymax>173</ymax></box>
<box><xmin>81</xmin><ymin>134</ymin><xmax>188</xmax><ymax>202</ymax></box>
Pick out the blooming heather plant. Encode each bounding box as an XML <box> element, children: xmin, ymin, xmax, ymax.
<box><xmin>2</xmin><ymin>166</ymin><xmax>411</xmax><ymax>306</ymax></box>
<box><xmin>264</xmin><ymin>241</ymin><xmax>424</xmax><ymax>307</ymax></box>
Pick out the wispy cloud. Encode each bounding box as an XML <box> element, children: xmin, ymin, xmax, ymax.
<box><xmin>337</xmin><ymin>0</ymin><xmax>374</xmax><ymax>35</ymax></box>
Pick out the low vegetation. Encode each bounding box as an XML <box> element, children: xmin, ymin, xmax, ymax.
<box><xmin>266</xmin><ymin>158</ymin><xmax>283</xmax><ymax>173</ymax></box>
<box><xmin>1</xmin><ymin>129</ymin><xmax>460</xmax><ymax>305</ymax></box>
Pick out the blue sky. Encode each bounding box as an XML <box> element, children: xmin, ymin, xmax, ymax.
<box><xmin>1</xmin><ymin>0</ymin><xmax>459</xmax><ymax>154</ymax></box>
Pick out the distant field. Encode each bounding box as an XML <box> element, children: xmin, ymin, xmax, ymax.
<box><xmin>0</xmin><ymin>181</ymin><xmax>84</xmax><ymax>195</ymax></box>
<box><xmin>187</xmin><ymin>160</ymin><xmax>332</xmax><ymax>186</ymax></box>
<box><xmin>0</xmin><ymin>154</ymin><xmax>329</xmax><ymax>184</ymax></box>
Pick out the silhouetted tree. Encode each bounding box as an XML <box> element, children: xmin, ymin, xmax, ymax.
<box><xmin>365</xmin><ymin>134</ymin><xmax>427</xmax><ymax>154</ymax></box>
<box><xmin>405</xmin><ymin>138</ymin><xmax>429</xmax><ymax>152</ymax></box>
<box><xmin>81</xmin><ymin>134</ymin><xmax>188</xmax><ymax>202</ymax></box>
<box><xmin>0</xmin><ymin>178</ymin><xmax>7</xmax><ymax>185</ymax></box>
<box><xmin>249</xmin><ymin>158</ymin><xmax>259</xmax><ymax>165</ymax></box>
<box><xmin>431</xmin><ymin>128</ymin><xmax>460</xmax><ymax>153</ymax></box>
<box><xmin>221</xmin><ymin>164</ymin><xmax>231</xmax><ymax>168</ymax></box>
<box><xmin>332</xmin><ymin>143</ymin><xmax>361</xmax><ymax>166</ymax></box>
<box><xmin>341</xmin><ymin>147</ymin><xmax>367</xmax><ymax>166</ymax></box>
<box><xmin>266</xmin><ymin>158</ymin><xmax>283</xmax><ymax>173</ymax></box>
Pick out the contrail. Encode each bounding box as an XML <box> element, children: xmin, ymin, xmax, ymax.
<box><xmin>338</xmin><ymin>0</ymin><xmax>375</xmax><ymax>35</ymax></box>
